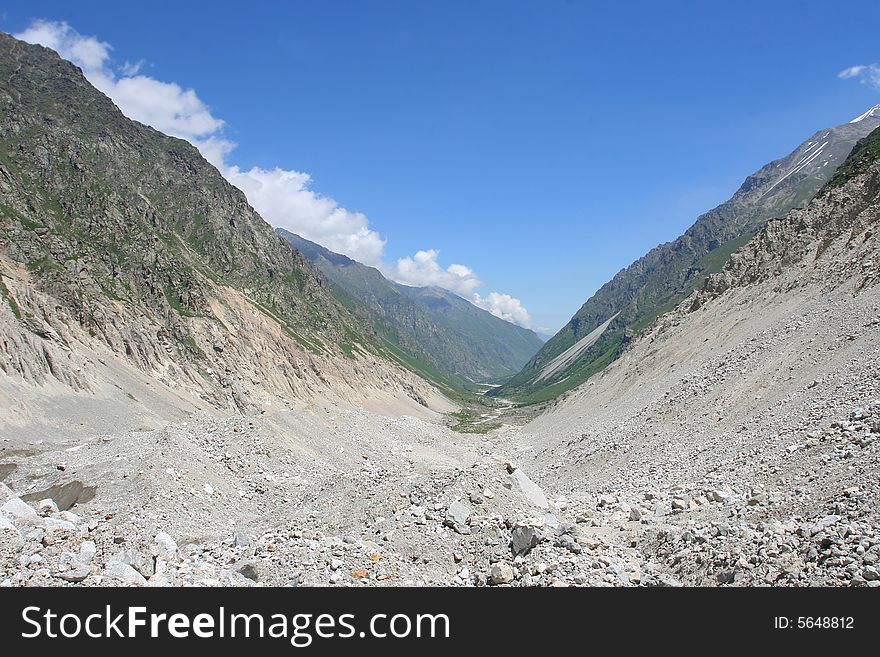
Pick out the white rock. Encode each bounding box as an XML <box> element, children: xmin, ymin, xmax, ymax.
<box><xmin>36</xmin><ymin>498</ymin><xmax>59</xmax><ymax>516</ymax></box>
<box><xmin>0</xmin><ymin>516</ymin><xmax>24</xmax><ymax>553</ymax></box>
<box><xmin>489</xmin><ymin>562</ymin><xmax>515</xmax><ymax>585</ymax></box>
<box><xmin>154</xmin><ymin>532</ymin><xmax>178</xmax><ymax>559</ymax></box>
<box><xmin>79</xmin><ymin>540</ymin><xmax>97</xmax><ymax>564</ymax></box>
<box><xmin>508</xmin><ymin>469</ymin><xmax>549</xmax><ymax>509</ymax></box>
<box><xmin>104</xmin><ymin>560</ymin><xmax>147</xmax><ymax>586</ymax></box>
<box><xmin>0</xmin><ymin>482</ymin><xmax>16</xmax><ymax>504</ymax></box>
<box><xmin>1</xmin><ymin>498</ymin><xmax>38</xmax><ymax>522</ymax></box>
<box><xmin>58</xmin><ymin>510</ymin><xmax>81</xmax><ymax>525</ymax></box>
<box><xmin>445</xmin><ymin>500</ymin><xmax>473</xmax><ymax>527</ymax></box>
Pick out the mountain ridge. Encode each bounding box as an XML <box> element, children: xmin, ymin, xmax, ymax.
<box><xmin>277</xmin><ymin>228</ymin><xmax>544</xmax><ymax>387</ymax></box>
<box><xmin>494</xmin><ymin>107</ymin><xmax>880</xmax><ymax>404</ymax></box>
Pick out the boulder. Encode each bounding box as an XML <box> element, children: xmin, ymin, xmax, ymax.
<box><xmin>489</xmin><ymin>562</ymin><xmax>515</xmax><ymax>585</ymax></box>
<box><xmin>511</xmin><ymin>522</ymin><xmax>544</xmax><ymax>556</ymax></box>
<box><xmin>154</xmin><ymin>532</ymin><xmax>178</xmax><ymax>560</ymax></box>
<box><xmin>36</xmin><ymin>498</ymin><xmax>59</xmax><ymax>516</ymax></box>
<box><xmin>0</xmin><ymin>516</ymin><xmax>24</xmax><ymax>554</ymax></box>
<box><xmin>508</xmin><ymin>469</ymin><xmax>549</xmax><ymax>509</ymax></box>
<box><xmin>1</xmin><ymin>497</ymin><xmax>38</xmax><ymax>522</ymax></box>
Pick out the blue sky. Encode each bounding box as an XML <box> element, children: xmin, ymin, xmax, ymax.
<box><xmin>4</xmin><ymin>1</ymin><xmax>880</xmax><ymax>333</ymax></box>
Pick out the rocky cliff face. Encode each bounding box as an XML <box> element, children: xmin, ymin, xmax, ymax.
<box><xmin>496</xmin><ymin>109</ymin><xmax>880</xmax><ymax>404</ymax></box>
<box><xmin>0</xmin><ymin>33</ymin><xmax>443</xmax><ymax>417</ymax></box>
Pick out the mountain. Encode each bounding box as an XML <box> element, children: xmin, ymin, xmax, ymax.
<box><xmin>521</xmin><ymin>124</ymin><xmax>880</xmax><ymax>586</ymax></box>
<box><xmin>0</xmin><ymin>33</ymin><xmax>445</xmax><ymax>420</ymax></box>
<box><xmin>278</xmin><ymin>229</ymin><xmax>544</xmax><ymax>386</ymax></box>
<box><xmin>494</xmin><ymin>106</ymin><xmax>880</xmax><ymax>404</ymax></box>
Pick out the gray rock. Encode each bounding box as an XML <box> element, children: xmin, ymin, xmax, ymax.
<box><xmin>716</xmin><ymin>569</ymin><xmax>736</xmax><ymax>585</ymax></box>
<box><xmin>238</xmin><ymin>562</ymin><xmax>259</xmax><ymax>582</ymax></box>
<box><xmin>554</xmin><ymin>534</ymin><xmax>583</xmax><ymax>554</ymax></box>
<box><xmin>113</xmin><ymin>549</ymin><xmax>155</xmax><ymax>577</ymax></box>
<box><xmin>56</xmin><ymin>563</ymin><xmax>90</xmax><ymax>583</ymax></box>
<box><xmin>445</xmin><ymin>500</ymin><xmax>473</xmax><ymax>528</ymax></box>
<box><xmin>862</xmin><ymin>566</ymin><xmax>880</xmax><ymax>581</ymax></box>
<box><xmin>511</xmin><ymin>523</ymin><xmax>544</xmax><ymax>556</ymax></box>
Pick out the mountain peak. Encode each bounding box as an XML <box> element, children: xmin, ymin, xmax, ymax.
<box><xmin>850</xmin><ymin>104</ymin><xmax>880</xmax><ymax>123</ymax></box>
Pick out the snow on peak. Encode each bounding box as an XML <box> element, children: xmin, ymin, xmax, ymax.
<box><xmin>850</xmin><ymin>104</ymin><xmax>880</xmax><ymax>123</ymax></box>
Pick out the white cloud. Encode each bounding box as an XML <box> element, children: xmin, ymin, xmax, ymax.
<box><xmin>109</xmin><ymin>75</ymin><xmax>226</xmax><ymax>140</ymax></box>
<box><xmin>14</xmin><ymin>19</ymin><xmax>536</xmax><ymax>328</ymax></box>
<box><xmin>225</xmin><ymin>166</ymin><xmax>387</xmax><ymax>266</ymax></box>
<box><xmin>388</xmin><ymin>252</ymin><xmax>535</xmax><ymax>328</ymax></box>
<box><xmin>473</xmin><ymin>292</ymin><xmax>532</xmax><ymax>327</ymax></box>
<box><xmin>120</xmin><ymin>59</ymin><xmax>144</xmax><ymax>76</ymax></box>
<box><xmin>389</xmin><ymin>250</ymin><xmax>481</xmax><ymax>296</ymax></box>
<box><xmin>838</xmin><ymin>63</ymin><xmax>880</xmax><ymax>90</ymax></box>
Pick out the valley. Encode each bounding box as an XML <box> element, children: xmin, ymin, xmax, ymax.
<box><xmin>1</xmin><ymin>31</ymin><xmax>879</xmax><ymax>590</ymax></box>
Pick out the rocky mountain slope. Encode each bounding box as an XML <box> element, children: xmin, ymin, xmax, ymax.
<box><xmin>495</xmin><ymin>106</ymin><xmax>880</xmax><ymax>404</ymax></box>
<box><xmin>0</xmin><ymin>32</ymin><xmax>448</xmax><ymax>426</ymax></box>
<box><xmin>519</xmin><ymin>124</ymin><xmax>880</xmax><ymax>585</ymax></box>
<box><xmin>279</xmin><ymin>229</ymin><xmax>544</xmax><ymax>386</ymax></box>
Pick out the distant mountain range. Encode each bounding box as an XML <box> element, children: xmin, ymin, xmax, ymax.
<box><xmin>278</xmin><ymin>229</ymin><xmax>544</xmax><ymax>389</ymax></box>
<box><xmin>494</xmin><ymin>105</ymin><xmax>880</xmax><ymax>404</ymax></box>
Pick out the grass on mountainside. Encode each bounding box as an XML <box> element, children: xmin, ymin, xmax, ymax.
<box><xmin>0</xmin><ymin>275</ymin><xmax>22</xmax><ymax>320</ymax></box>
<box><xmin>824</xmin><ymin>125</ymin><xmax>880</xmax><ymax>190</ymax></box>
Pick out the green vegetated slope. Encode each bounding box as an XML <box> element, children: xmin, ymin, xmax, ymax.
<box><xmin>278</xmin><ymin>229</ymin><xmax>544</xmax><ymax>389</ymax></box>
<box><xmin>496</xmin><ymin>108</ymin><xmax>880</xmax><ymax>405</ymax></box>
